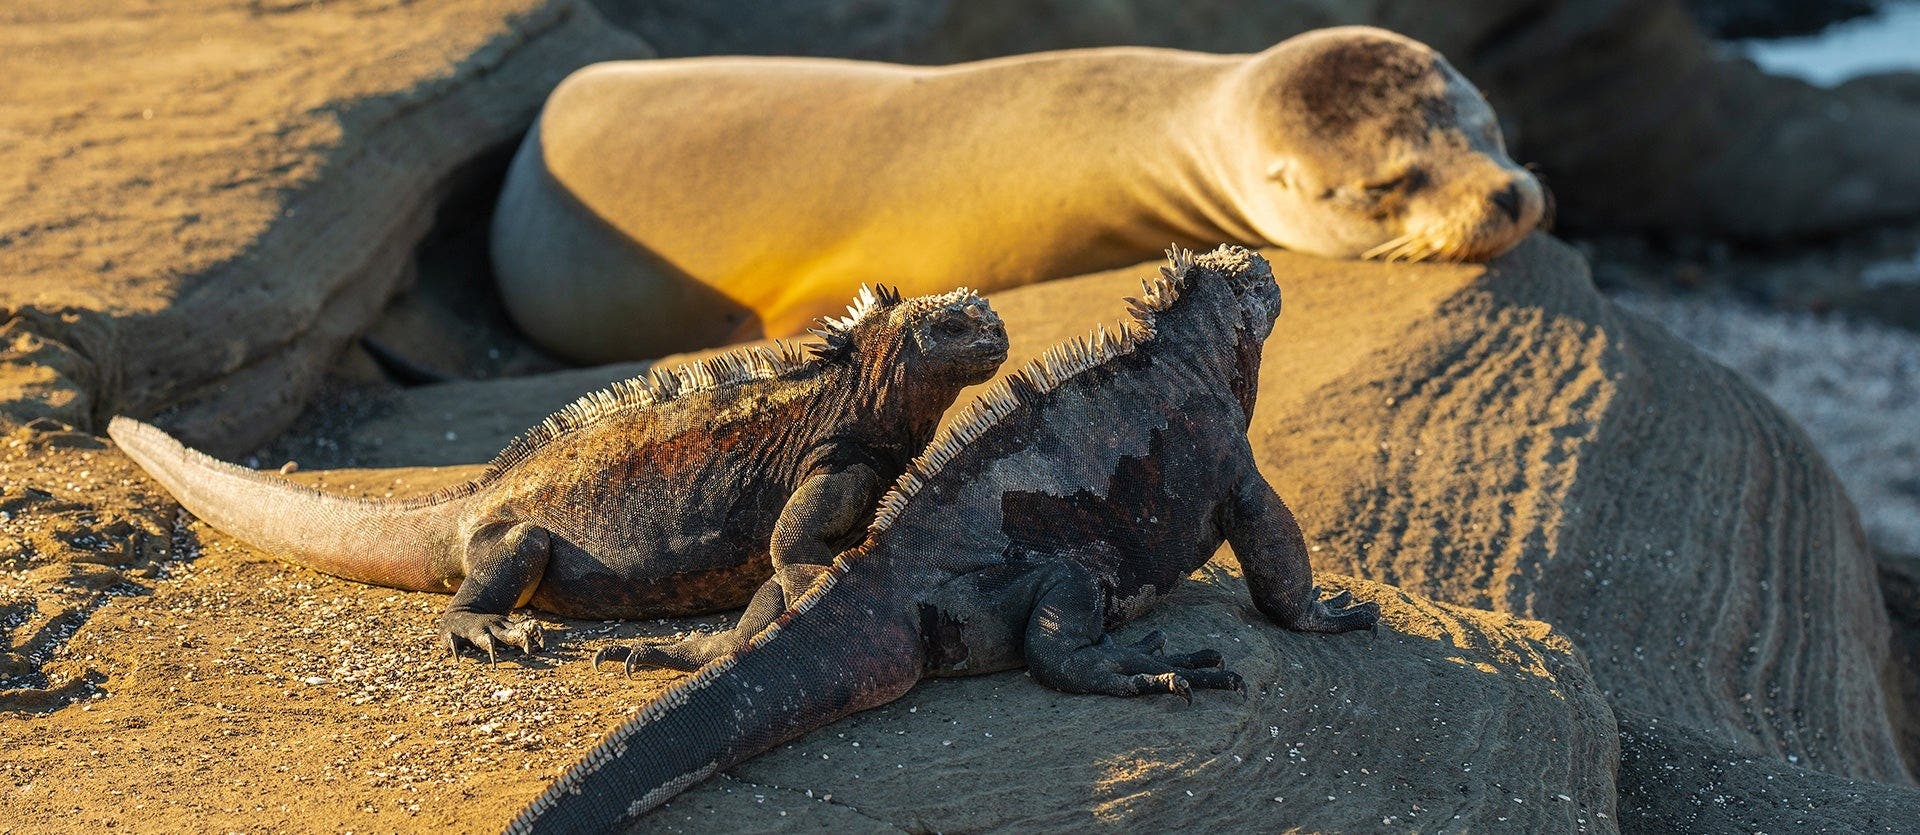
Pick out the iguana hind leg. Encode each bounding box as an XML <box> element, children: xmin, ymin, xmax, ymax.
<box><xmin>1023</xmin><ymin>567</ymin><xmax>1242</xmax><ymax>703</ymax></box>
<box><xmin>442</xmin><ymin>522</ymin><xmax>550</xmax><ymax>663</ymax></box>
<box><xmin>597</xmin><ymin>564</ymin><xmax>830</xmax><ymax>674</ymax></box>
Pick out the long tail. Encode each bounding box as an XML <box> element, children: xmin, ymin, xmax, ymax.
<box><xmin>108</xmin><ymin>416</ymin><xmax>464</xmax><ymax>592</ymax></box>
<box><xmin>506</xmin><ymin>566</ymin><xmax>922</xmax><ymax>834</ymax></box>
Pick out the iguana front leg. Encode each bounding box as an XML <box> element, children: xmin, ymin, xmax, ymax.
<box><xmin>596</xmin><ymin>465</ymin><xmax>875</xmax><ymax>674</ymax></box>
<box><xmin>769</xmin><ymin>464</ymin><xmax>880</xmax><ymax>574</ymax></box>
<box><xmin>1224</xmin><ymin>475</ymin><xmax>1379</xmax><ymax>633</ymax></box>
<box><xmin>596</xmin><ymin>563</ymin><xmax>832</xmax><ymax>674</ymax></box>
<box><xmin>442</xmin><ymin>521</ymin><xmax>549</xmax><ymax>663</ymax></box>
<box><xmin>1022</xmin><ymin>564</ymin><xmax>1244</xmax><ymax>703</ymax></box>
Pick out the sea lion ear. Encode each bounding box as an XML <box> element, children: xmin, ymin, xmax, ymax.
<box><xmin>1265</xmin><ymin>159</ymin><xmax>1294</xmax><ymax>189</ymax></box>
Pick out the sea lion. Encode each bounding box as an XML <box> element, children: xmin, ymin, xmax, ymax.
<box><xmin>491</xmin><ymin>26</ymin><xmax>1543</xmax><ymax>362</ymax></box>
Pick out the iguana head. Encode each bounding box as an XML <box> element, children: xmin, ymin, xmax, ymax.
<box><xmin>1132</xmin><ymin>246</ymin><xmax>1280</xmax><ymax>418</ymax></box>
<box><xmin>812</xmin><ymin>285</ymin><xmax>1009</xmax><ymax>387</ymax></box>
<box><xmin>1141</xmin><ymin>246</ymin><xmax>1282</xmax><ymax>343</ymax></box>
<box><xmin>1211</xmin><ymin>246</ymin><xmax>1282</xmax><ymax>343</ymax></box>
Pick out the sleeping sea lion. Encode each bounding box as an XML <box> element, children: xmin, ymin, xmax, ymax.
<box><xmin>491</xmin><ymin>26</ymin><xmax>1542</xmax><ymax>361</ymax></box>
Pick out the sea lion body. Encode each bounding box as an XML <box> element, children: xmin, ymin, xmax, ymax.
<box><xmin>492</xmin><ymin>26</ymin><xmax>1542</xmax><ymax>362</ymax></box>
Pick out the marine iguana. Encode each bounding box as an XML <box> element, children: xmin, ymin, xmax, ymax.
<box><xmin>108</xmin><ymin>286</ymin><xmax>1008</xmax><ymax>661</ymax></box>
<box><xmin>509</xmin><ymin>246</ymin><xmax>1379</xmax><ymax>833</ymax></box>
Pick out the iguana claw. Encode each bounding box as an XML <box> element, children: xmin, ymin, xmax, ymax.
<box><xmin>440</xmin><ymin>611</ymin><xmax>545</xmax><ymax>664</ymax></box>
<box><xmin>592</xmin><ymin>646</ymin><xmax>628</xmax><ymax>671</ymax></box>
<box><xmin>1168</xmin><ymin>674</ymin><xmax>1192</xmax><ymax>705</ymax></box>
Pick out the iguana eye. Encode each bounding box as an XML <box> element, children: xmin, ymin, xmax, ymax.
<box><xmin>936</xmin><ymin>318</ymin><xmax>968</xmax><ymax>336</ymax></box>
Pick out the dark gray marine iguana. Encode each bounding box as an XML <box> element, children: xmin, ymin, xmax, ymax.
<box><xmin>108</xmin><ymin>286</ymin><xmax>1008</xmax><ymax>660</ymax></box>
<box><xmin>508</xmin><ymin>246</ymin><xmax>1380</xmax><ymax>833</ymax></box>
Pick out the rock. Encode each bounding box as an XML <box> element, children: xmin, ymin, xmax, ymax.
<box><xmin>1612</xmin><ymin>291</ymin><xmax>1920</xmax><ymax>558</ymax></box>
<box><xmin>1880</xmin><ymin>549</ymin><xmax>1920</xmax><ymax>776</ymax></box>
<box><xmin>260</xmin><ymin>359</ymin><xmax>654</xmax><ymax>469</ymax></box>
<box><xmin>587</xmin><ymin>0</ymin><xmax>946</xmax><ymax>59</ymax></box>
<box><xmin>1679</xmin><ymin>0</ymin><xmax>1872</xmax><ymax>39</ymax></box>
<box><xmin>1615</xmin><ymin>707</ymin><xmax>1914</xmax><ymax>832</ymax></box>
<box><xmin>638</xmin><ymin>574</ymin><xmax>1618</xmax><ymax>833</ymax></box>
<box><xmin>0</xmin><ymin>0</ymin><xmax>650</xmax><ymax>456</ymax></box>
<box><xmin>977</xmin><ymin>237</ymin><xmax>1920</xmax><ymax>821</ymax></box>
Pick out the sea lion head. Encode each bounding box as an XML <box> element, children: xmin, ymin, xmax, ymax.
<box><xmin>1232</xmin><ymin>27</ymin><xmax>1544</xmax><ymax>262</ymax></box>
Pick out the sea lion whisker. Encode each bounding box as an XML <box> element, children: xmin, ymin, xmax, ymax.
<box><xmin>1362</xmin><ymin>232</ymin><xmax>1416</xmax><ymax>261</ymax></box>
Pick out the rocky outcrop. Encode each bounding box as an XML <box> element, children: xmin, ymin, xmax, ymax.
<box><xmin>587</xmin><ymin>0</ymin><xmax>945</xmax><ymax>59</ymax></box>
<box><xmin>1614</xmin><ymin>292</ymin><xmax>1920</xmax><ymax>560</ymax></box>
<box><xmin>0</xmin><ymin>0</ymin><xmax>650</xmax><ymax>456</ymax></box>
<box><xmin>642</xmin><ymin>574</ymin><xmax>1618</xmax><ymax>832</ymax></box>
<box><xmin>1880</xmin><ymin>549</ymin><xmax>1920</xmax><ymax>777</ymax></box>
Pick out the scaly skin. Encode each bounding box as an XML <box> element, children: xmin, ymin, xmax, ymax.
<box><xmin>108</xmin><ymin>286</ymin><xmax>1007</xmax><ymax>661</ymax></box>
<box><xmin>512</xmin><ymin>247</ymin><xmax>1379</xmax><ymax>833</ymax></box>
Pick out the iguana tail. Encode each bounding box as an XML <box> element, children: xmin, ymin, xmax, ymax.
<box><xmin>505</xmin><ymin>564</ymin><xmax>923</xmax><ymax>834</ymax></box>
<box><xmin>108</xmin><ymin>416</ymin><xmax>464</xmax><ymax>592</ymax></box>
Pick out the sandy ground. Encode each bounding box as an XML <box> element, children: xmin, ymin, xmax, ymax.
<box><xmin>0</xmin><ymin>459</ymin><xmax>697</xmax><ymax>833</ymax></box>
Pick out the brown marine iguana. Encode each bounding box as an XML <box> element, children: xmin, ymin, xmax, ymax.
<box><xmin>108</xmin><ymin>286</ymin><xmax>1008</xmax><ymax>660</ymax></box>
<box><xmin>508</xmin><ymin>246</ymin><xmax>1379</xmax><ymax>833</ymax></box>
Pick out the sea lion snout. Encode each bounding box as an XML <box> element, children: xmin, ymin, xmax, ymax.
<box><xmin>1473</xmin><ymin>169</ymin><xmax>1546</xmax><ymax>254</ymax></box>
<box><xmin>1492</xmin><ymin>182</ymin><xmax>1524</xmax><ymax>223</ymax></box>
<box><xmin>1482</xmin><ymin>171</ymin><xmax>1546</xmax><ymax>236</ymax></box>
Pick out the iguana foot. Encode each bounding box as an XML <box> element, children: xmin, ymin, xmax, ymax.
<box><xmin>1290</xmin><ymin>586</ymin><xmax>1381</xmax><ymax>634</ymax></box>
<box><xmin>591</xmin><ymin>645</ymin><xmax>630</xmax><ymax>671</ymax></box>
<box><xmin>1034</xmin><ymin>632</ymin><xmax>1244</xmax><ymax>703</ymax></box>
<box><xmin>441</xmin><ymin>611</ymin><xmax>544</xmax><ymax>664</ymax></box>
<box><xmin>592</xmin><ymin>634</ymin><xmax>729</xmax><ymax>675</ymax></box>
<box><xmin>1133</xmin><ymin>672</ymin><xmax>1193</xmax><ymax>704</ymax></box>
<box><xmin>1127</xmin><ymin>664</ymin><xmax>1245</xmax><ymax>704</ymax></box>
<box><xmin>1161</xmin><ymin>648</ymin><xmax>1224</xmax><ymax>669</ymax></box>
<box><xmin>592</xmin><ymin>643</ymin><xmax>700</xmax><ymax>675</ymax></box>
<box><xmin>1127</xmin><ymin>632</ymin><xmax>1224</xmax><ymax>669</ymax></box>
